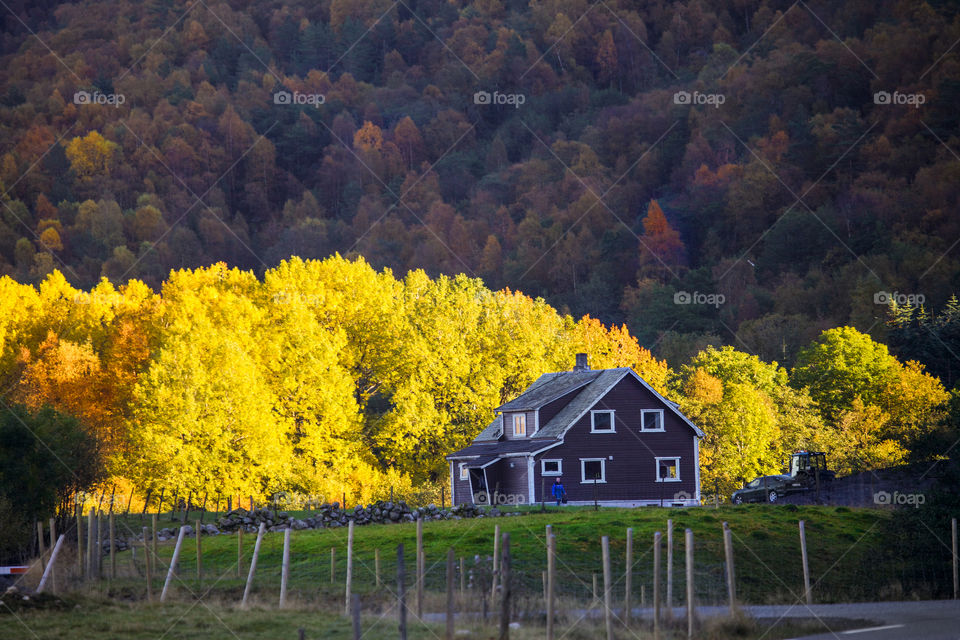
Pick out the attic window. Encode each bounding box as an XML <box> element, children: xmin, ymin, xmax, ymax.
<box><xmin>513</xmin><ymin>413</ymin><xmax>526</xmax><ymax>437</ymax></box>
<box><xmin>591</xmin><ymin>410</ymin><xmax>615</xmax><ymax>433</ymax></box>
<box><xmin>641</xmin><ymin>409</ymin><xmax>664</xmax><ymax>432</ymax></box>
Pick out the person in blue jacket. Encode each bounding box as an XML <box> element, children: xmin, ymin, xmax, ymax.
<box><xmin>551</xmin><ymin>478</ymin><xmax>566</xmax><ymax>506</ymax></box>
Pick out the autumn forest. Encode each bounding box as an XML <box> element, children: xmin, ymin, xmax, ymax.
<box><xmin>1</xmin><ymin>0</ymin><xmax>960</xmax><ymax>539</ymax></box>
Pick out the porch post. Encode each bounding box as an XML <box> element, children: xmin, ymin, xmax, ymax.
<box><xmin>527</xmin><ymin>455</ymin><xmax>536</xmax><ymax>506</ymax></box>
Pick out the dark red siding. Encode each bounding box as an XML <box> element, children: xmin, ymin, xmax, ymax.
<box><xmin>532</xmin><ymin>374</ymin><xmax>698</xmax><ymax>504</ymax></box>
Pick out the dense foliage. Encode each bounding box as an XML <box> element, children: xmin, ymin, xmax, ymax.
<box><xmin>0</xmin><ymin>257</ymin><xmax>671</xmax><ymax>504</ymax></box>
<box><xmin>0</xmin><ymin>404</ymin><xmax>101</xmax><ymax>561</ymax></box>
<box><xmin>0</xmin><ymin>0</ymin><xmax>957</xmax><ymax>368</ymax></box>
<box><xmin>0</xmin><ymin>257</ymin><xmax>950</xmax><ymax>505</ymax></box>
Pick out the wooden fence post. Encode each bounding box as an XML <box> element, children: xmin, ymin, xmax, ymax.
<box><xmin>36</xmin><ymin>535</ymin><xmax>65</xmax><ymax>593</ymax></box>
<box><xmin>346</xmin><ymin>520</ymin><xmax>354</xmax><ymax>616</ymax></box>
<box><xmin>398</xmin><ymin>544</ymin><xmax>407</xmax><ymax>640</ymax></box>
<box><xmin>109</xmin><ymin>512</ymin><xmax>116</xmax><ymax>579</ymax></box>
<box><xmin>196</xmin><ymin>520</ymin><xmax>202</xmax><ymax>581</ymax></box>
<box><xmin>653</xmin><ymin>531</ymin><xmax>661</xmax><ymax>640</ymax></box>
<box><xmin>351</xmin><ymin>593</ymin><xmax>361</xmax><ymax>640</ymax></box>
<box><xmin>330</xmin><ymin>547</ymin><xmax>336</xmax><ymax>583</ymax></box>
<box><xmin>624</xmin><ymin>527</ymin><xmax>633</xmax><ymax>628</ymax></box>
<box><xmin>160</xmin><ymin>525</ymin><xmax>187</xmax><ymax>602</ymax></box>
<box><xmin>446</xmin><ymin>547</ymin><xmax>455</xmax><ymax>640</ymax></box>
<box><xmin>151</xmin><ymin>514</ymin><xmax>158</xmax><ymax>569</ymax></box>
<box><xmin>86</xmin><ymin>508</ymin><xmax>95</xmax><ymax>579</ymax></box>
<box><xmin>491</xmin><ymin>524</ymin><xmax>500</xmax><ymax>601</ymax></box>
<box><xmin>666</xmin><ymin>519</ymin><xmax>673</xmax><ymax>618</ymax></box>
<box><xmin>952</xmin><ymin>517</ymin><xmax>958</xmax><ymax>600</ymax></box>
<box><xmin>241</xmin><ymin>522</ymin><xmax>266</xmax><ymax>607</ymax></box>
<box><xmin>416</xmin><ymin>517</ymin><xmax>424</xmax><ymax>618</ymax></box>
<box><xmin>48</xmin><ymin>517</ymin><xmax>57</xmax><ymax>592</ymax></box>
<box><xmin>685</xmin><ymin>528</ymin><xmax>696</xmax><ymax>638</ymax></box>
<box><xmin>722</xmin><ymin>522</ymin><xmax>736</xmax><ymax>615</ymax></box>
<box><xmin>375</xmin><ymin>548</ymin><xmax>381</xmax><ymax>588</ymax></box>
<box><xmin>498</xmin><ymin>532</ymin><xmax>511</xmax><ymax>640</ymax></box>
<box><xmin>237</xmin><ymin>529</ymin><xmax>243</xmax><ymax>577</ymax></box>
<box><xmin>143</xmin><ymin>526</ymin><xmax>152</xmax><ymax>601</ymax></box>
<box><xmin>76</xmin><ymin>503</ymin><xmax>83</xmax><ymax>576</ymax></box>
<box><xmin>602</xmin><ymin>536</ymin><xmax>613</xmax><ymax>640</ymax></box>
<box><xmin>546</xmin><ymin>533</ymin><xmax>555</xmax><ymax>640</ymax></box>
<box><xmin>799</xmin><ymin>520</ymin><xmax>812</xmax><ymax>605</ymax></box>
<box><xmin>280</xmin><ymin>527</ymin><xmax>291</xmax><ymax>608</ymax></box>
<box><xmin>96</xmin><ymin>512</ymin><xmax>103</xmax><ymax>578</ymax></box>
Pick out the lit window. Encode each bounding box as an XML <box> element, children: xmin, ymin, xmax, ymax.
<box><xmin>541</xmin><ymin>459</ymin><xmax>562</xmax><ymax>476</ymax></box>
<box><xmin>591</xmin><ymin>410</ymin><xmax>615</xmax><ymax>432</ymax></box>
<box><xmin>580</xmin><ymin>458</ymin><xmax>606</xmax><ymax>483</ymax></box>
<box><xmin>641</xmin><ymin>409</ymin><xmax>664</xmax><ymax>432</ymax></box>
<box><xmin>513</xmin><ymin>413</ymin><xmax>526</xmax><ymax>436</ymax></box>
<box><xmin>655</xmin><ymin>457</ymin><xmax>680</xmax><ymax>482</ymax></box>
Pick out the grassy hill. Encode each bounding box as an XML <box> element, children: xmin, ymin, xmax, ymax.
<box><xmin>106</xmin><ymin>504</ymin><xmax>900</xmax><ymax>606</ymax></box>
<box><xmin>13</xmin><ymin>504</ymin><xmax>952</xmax><ymax>640</ymax></box>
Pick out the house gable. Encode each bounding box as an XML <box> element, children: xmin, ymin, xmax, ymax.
<box><xmin>532</xmin><ymin>374</ymin><xmax>700</xmax><ymax>503</ymax></box>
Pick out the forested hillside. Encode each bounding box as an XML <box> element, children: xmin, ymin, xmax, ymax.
<box><xmin>1</xmin><ymin>0</ymin><xmax>959</xmax><ymax>367</ymax></box>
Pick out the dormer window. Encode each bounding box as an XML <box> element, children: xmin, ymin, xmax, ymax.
<box><xmin>591</xmin><ymin>410</ymin><xmax>615</xmax><ymax>433</ymax></box>
<box><xmin>513</xmin><ymin>413</ymin><xmax>526</xmax><ymax>437</ymax></box>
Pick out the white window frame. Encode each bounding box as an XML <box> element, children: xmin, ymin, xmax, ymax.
<box><xmin>655</xmin><ymin>456</ymin><xmax>681</xmax><ymax>482</ymax></box>
<box><xmin>459</xmin><ymin>463</ymin><xmax>469</xmax><ymax>481</ymax></box>
<box><xmin>590</xmin><ymin>410</ymin><xmax>616</xmax><ymax>433</ymax></box>
<box><xmin>641</xmin><ymin>409</ymin><xmax>665</xmax><ymax>432</ymax></box>
<box><xmin>580</xmin><ymin>458</ymin><xmax>606</xmax><ymax>484</ymax></box>
<box><xmin>541</xmin><ymin>459</ymin><xmax>562</xmax><ymax>476</ymax></box>
<box><xmin>513</xmin><ymin>413</ymin><xmax>526</xmax><ymax>437</ymax></box>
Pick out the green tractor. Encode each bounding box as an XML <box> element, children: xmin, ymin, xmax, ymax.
<box><xmin>785</xmin><ymin>451</ymin><xmax>835</xmax><ymax>489</ymax></box>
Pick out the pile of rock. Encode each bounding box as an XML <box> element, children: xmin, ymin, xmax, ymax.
<box><xmin>213</xmin><ymin>499</ymin><xmax>512</xmax><ymax>533</ymax></box>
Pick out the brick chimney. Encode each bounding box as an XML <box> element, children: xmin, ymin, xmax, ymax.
<box><xmin>573</xmin><ymin>353</ymin><xmax>590</xmax><ymax>372</ymax></box>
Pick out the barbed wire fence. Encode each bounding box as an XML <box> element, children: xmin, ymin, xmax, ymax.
<box><xmin>11</xmin><ymin>501</ymin><xmax>960</xmax><ymax>639</ymax></box>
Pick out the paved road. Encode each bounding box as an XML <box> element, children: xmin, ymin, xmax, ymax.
<box><xmin>748</xmin><ymin>600</ymin><xmax>960</xmax><ymax>639</ymax></box>
<box><xmin>628</xmin><ymin>600</ymin><xmax>960</xmax><ymax>638</ymax></box>
<box><xmin>425</xmin><ymin>599</ymin><xmax>959</xmax><ymax>638</ymax></box>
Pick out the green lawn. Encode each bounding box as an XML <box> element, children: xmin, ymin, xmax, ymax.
<box><xmin>96</xmin><ymin>504</ymin><xmax>892</xmax><ymax>606</ymax></box>
<box><xmin>6</xmin><ymin>505</ymin><xmax>912</xmax><ymax>640</ymax></box>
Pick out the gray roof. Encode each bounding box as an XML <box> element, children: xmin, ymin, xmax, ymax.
<box><xmin>448</xmin><ymin>366</ymin><xmax>704</xmax><ymax>460</ymax></box>
<box><xmin>447</xmin><ymin>439</ymin><xmax>558</xmax><ymax>459</ymax></box>
<box><xmin>496</xmin><ymin>370</ymin><xmax>602</xmax><ymax>411</ymax></box>
<box><xmin>535</xmin><ymin>368</ymin><xmax>631</xmax><ymax>438</ymax></box>
<box><xmin>472</xmin><ymin>414</ymin><xmax>503</xmax><ymax>442</ymax></box>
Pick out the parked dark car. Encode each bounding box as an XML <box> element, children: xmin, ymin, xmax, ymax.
<box><xmin>731</xmin><ymin>475</ymin><xmax>789</xmax><ymax>504</ymax></box>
